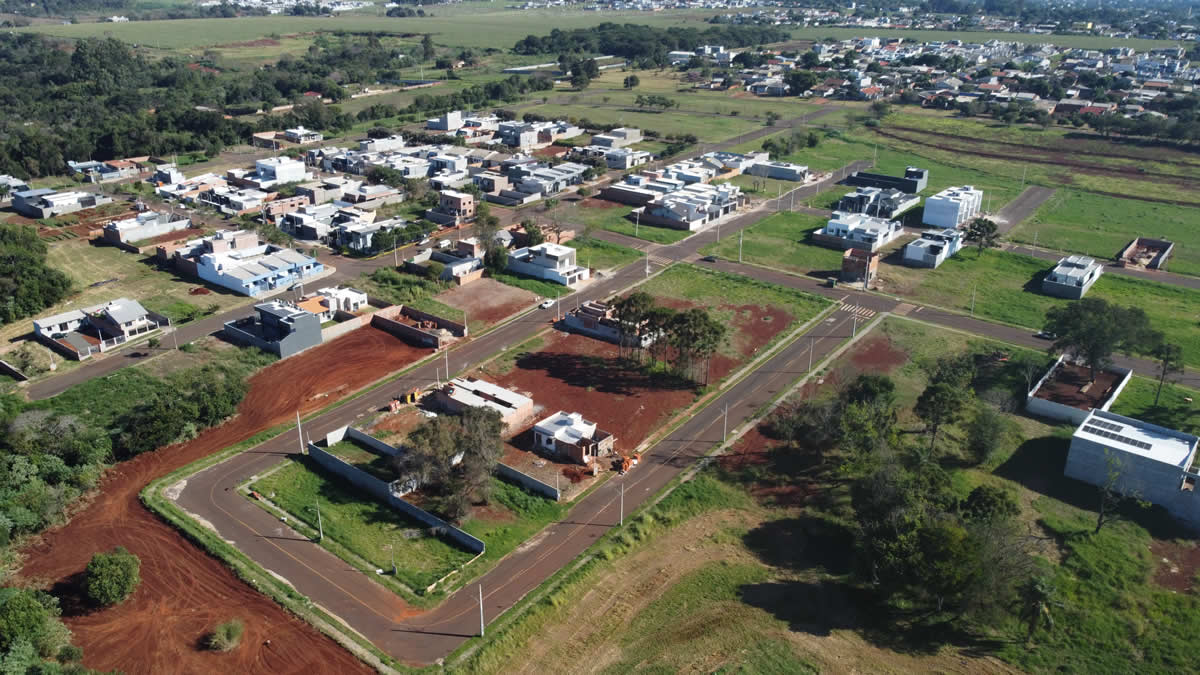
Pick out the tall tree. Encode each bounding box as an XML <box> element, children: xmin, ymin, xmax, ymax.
<box><xmin>1150</xmin><ymin>341</ymin><xmax>1184</xmax><ymax>406</ymax></box>
<box><xmin>1044</xmin><ymin>299</ymin><xmax>1147</xmax><ymax>383</ymax></box>
<box><xmin>613</xmin><ymin>291</ymin><xmax>654</xmax><ymax>361</ymax></box>
<box><xmin>914</xmin><ymin>381</ymin><xmax>971</xmax><ymax>454</ymax></box>
<box><xmin>965</xmin><ymin>217</ymin><xmax>999</xmax><ymax>258</ymax></box>
<box><xmin>421</xmin><ymin>34</ymin><xmax>435</xmax><ymax>62</ymax></box>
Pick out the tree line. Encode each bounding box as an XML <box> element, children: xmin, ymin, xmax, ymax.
<box><xmin>611</xmin><ymin>291</ymin><xmax>727</xmax><ymax>385</ymax></box>
<box><xmin>512</xmin><ymin>23</ymin><xmax>788</xmax><ymax>69</ymax></box>
<box><xmin>0</xmin><ymin>225</ymin><xmax>74</xmax><ymax>325</ymax></box>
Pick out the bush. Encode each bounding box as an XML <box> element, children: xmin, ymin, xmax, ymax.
<box><xmin>85</xmin><ymin>547</ymin><xmax>141</xmax><ymax>607</ymax></box>
<box><xmin>204</xmin><ymin>619</ymin><xmax>244</xmax><ymax>652</ymax></box>
<box><xmin>57</xmin><ymin>644</ymin><xmax>83</xmax><ymax>663</ymax></box>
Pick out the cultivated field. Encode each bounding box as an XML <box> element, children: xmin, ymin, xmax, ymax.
<box><xmin>16</xmin><ymin>325</ymin><xmax>430</xmax><ymax>674</ymax></box>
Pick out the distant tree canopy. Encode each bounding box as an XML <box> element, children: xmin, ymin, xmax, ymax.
<box><xmin>513</xmin><ymin>23</ymin><xmax>787</xmax><ymax>68</ymax></box>
<box><xmin>0</xmin><ymin>224</ymin><xmax>74</xmax><ymax>324</ymax></box>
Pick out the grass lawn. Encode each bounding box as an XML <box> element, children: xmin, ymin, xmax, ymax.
<box><xmin>896</xmin><ymin>249</ymin><xmax>1200</xmax><ymax>368</ymax></box>
<box><xmin>1108</xmin><ymin>376</ymin><xmax>1200</xmax><ymax>437</ymax></box>
<box><xmin>700</xmin><ymin>211</ymin><xmax>842</xmax><ymax>275</ymax></box>
<box><xmin>2</xmin><ymin>239</ymin><xmax>251</xmax><ymax>346</ymax></box>
<box><xmin>491</xmin><ymin>272</ymin><xmax>572</xmax><ymax>299</ymax></box>
<box><xmin>640</xmin><ymin>262</ymin><xmax>829</xmax><ymax>351</ymax></box>
<box><xmin>519</xmin><ymin>103</ymin><xmax>761</xmax><ymax>144</ymax></box>
<box><xmin>1010</xmin><ymin>190</ymin><xmax>1200</xmax><ymax>278</ymax></box>
<box><xmin>571</xmin><ymin>236</ymin><xmax>644</xmax><ymax>271</ymax></box>
<box><xmin>559</xmin><ymin>200</ymin><xmax>690</xmax><ymax>244</ymax></box>
<box><xmin>251</xmin><ymin>458</ymin><xmax>476</xmax><ymax>593</ymax></box>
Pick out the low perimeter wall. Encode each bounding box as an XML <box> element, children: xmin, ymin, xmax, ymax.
<box><xmin>496</xmin><ymin>463</ymin><xmax>560</xmax><ymax>501</ymax></box>
<box><xmin>308</xmin><ymin>438</ymin><xmax>484</xmax><ymax>554</ymax></box>
<box><xmin>1025</xmin><ymin>355</ymin><xmax>1133</xmax><ymax>425</ymax></box>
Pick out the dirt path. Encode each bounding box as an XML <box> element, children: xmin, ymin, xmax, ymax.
<box><xmin>18</xmin><ymin>326</ymin><xmax>430</xmax><ymax>674</ymax></box>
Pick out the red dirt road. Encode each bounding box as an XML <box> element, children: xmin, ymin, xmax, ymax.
<box><xmin>18</xmin><ymin>327</ymin><xmax>430</xmax><ymax>674</ymax></box>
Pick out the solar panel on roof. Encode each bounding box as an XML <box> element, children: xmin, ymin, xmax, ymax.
<box><xmin>1089</xmin><ymin>419</ymin><xmax>1124</xmax><ymax>433</ymax></box>
<box><xmin>1082</xmin><ymin>425</ymin><xmax>1153</xmax><ymax>451</ymax></box>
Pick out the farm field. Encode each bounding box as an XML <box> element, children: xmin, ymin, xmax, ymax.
<box><xmin>21</xmin><ymin>6</ymin><xmax>722</xmax><ymax>49</ymax></box>
<box><xmin>0</xmin><ymin>238</ymin><xmax>252</xmax><ymax>346</ymax></box>
<box><xmin>1011</xmin><ymin>190</ymin><xmax>1200</xmax><ymax>278</ymax></box>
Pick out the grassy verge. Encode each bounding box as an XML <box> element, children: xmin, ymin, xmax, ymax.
<box><xmin>570</xmin><ymin>236</ymin><xmax>645</xmax><ymax>271</ymax></box>
<box><xmin>699</xmin><ymin>211</ymin><xmax>841</xmax><ymax>275</ymax></box>
<box><xmin>490</xmin><ymin>272</ymin><xmax>572</xmax><ymax>299</ymax></box>
<box><xmin>1108</xmin><ymin>376</ymin><xmax>1200</xmax><ymax>436</ymax></box>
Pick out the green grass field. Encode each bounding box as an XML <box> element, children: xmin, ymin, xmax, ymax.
<box><xmin>1011</xmin><ymin>190</ymin><xmax>1200</xmax><ymax>278</ymax></box>
<box><xmin>492</xmin><ymin>272</ymin><xmax>572</xmax><ymax>299</ymax></box>
<box><xmin>21</xmin><ymin>6</ymin><xmax>721</xmax><ymax>49</ymax></box>
<box><xmin>902</xmin><ymin>249</ymin><xmax>1200</xmax><ymax>368</ymax></box>
<box><xmin>559</xmin><ymin>200</ymin><xmax>690</xmax><ymax>244</ymax></box>
<box><xmin>521</xmin><ymin>103</ymin><xmax>761</xmax><ymax>144</ymax></box>
<box><xmin>1108</xmin><ymin>376</ymin><xmax>1200</xmax><ymax>437</ymax></box>
<box><xmin>571</xmin><ymin>236</ymin><xmax>645</xmax><ymax>271</ymax></box>
<box><xmin>700</xmin><ymin>211</ymin><xmax>842</xmax><ymax>274</ymax></box>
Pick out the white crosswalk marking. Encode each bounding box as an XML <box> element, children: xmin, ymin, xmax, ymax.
<box><xmin>649</xmin><ymin>255</ymin><xmax>672</xmax><ymax>266</ymax></box>
<box><xmin>841</xmin><ymin>304</ymin><xmax>876</xmax><ymax>319</ymax></box>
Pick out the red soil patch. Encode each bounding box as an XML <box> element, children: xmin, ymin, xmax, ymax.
<box><xmin>578</xmin><ymin>197</ymin><xmax>621</xmax><ymax>209</ymax></box>
<box><xmin>1032</xmin><ymin>362</ymin><xmax>1121</xmax><ymax>411</ymax></box>
<box><xmin>145</xmin><ymin>227</ymin><xmax>205</xmax><ymax>247</ymax></box>
<box><xmin>718</xmin><ymin>425</ymin><xmax>774</xmax><ymax>472</ymax></box>
<box><xmin>187</xmin><ymin>286</ymin><xmax>212</xmax><ymax>295</ymax></box>
<box><xmin>1150</xmin><ymin>539</ymin><xmax>1200</xmax><ymax>593</ymax></box>
<box><xmin>18</xmin><ymin>326</ymin><xmax>431</xmax><ymax>674</ymax></box>
<box><xmin>533</xmin><ymin>145</ymin><xmax>569</xmax><ymax>158</ymax></box>
<box><xmin>650</xmin><ymin>297</ymin><xmax>793</xmax><ymax>382</ymax></box>
<box><xmin>488</xmin><ymin>331</ymin><xmax>696</xmax><ymax>453</ymax></box>
<box><xmin>186</xmin><ymin>63</ymin><xmax>221</xmax><ymax>75</ymax></box>
<box><xmin>369</xmin><ymin>406</ymin><xmax>423</xmax><ymax>439</ymax></box>
<box><xmin>849</xmin><ymin>335</ymin><xmax>908</xmax><ymax>372</ymax></box>
<box><xmin>562</xmin><ymin>465</ymin><xmax>588</xmax><ymax>484</ymax></box>
<box><xmin>436</xmin><ymin>277</ymin><xmax>536</xmax><ymax>325</ymax></box>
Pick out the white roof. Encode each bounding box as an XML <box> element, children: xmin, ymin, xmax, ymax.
<box><xmin>1076</xmin><ymin>410</ymin><xmax>1198</xmax><ymax>469</ymax></box>
<box><xmin>534</xmin><ymin>411</ymin><xmax>597</xmax><ymax>445</ymax></box>
<box><xmin>445</xmin><ymin>377</ymin><xmax>531</xmax><ymax>416</ymax></box>
<box><xmin>532</xmin><ymin>242</ymin><xmax>573</xmax><ymax>257</ymax></box>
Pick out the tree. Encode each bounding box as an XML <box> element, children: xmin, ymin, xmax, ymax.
<box><xmin>765</xmin><ymin>111</ymin><xmax>780</xmax><ymax>126</ymax></box>
<box><xmin>1044</xmin><ymin>299</ymin><xmax>1147</xmax><ymax>383</ymax></box>
<box><xmin>425</xmin><ymin>260</ymin><xmax>445</xmax><ymax>281</ymax></box>
<box><xmin>85</xmin><ymin>547</ymin><xmax>141</xmax><ymax>607</ymax></box>
<box><xmin>1019</xmin><ymin>576</ymin><xmax>1061</xmax><ymax>642</ymax></box>
<box><xmin>483</xmin><ymin>246</ymin><xmax>507</xmax><ymax>276</ymax></box>
<box><xmin>623</xmin><ymin>74</ymin><xmax>640</xmax><ymax>89</ymax></box>
<box><xmin>962</xmin><ymin>484</ymin><xmax>1019</xmax><ymax>523</ymax></box>
<box><xmin>521</xmin><ymin>219</ymin><xmax>545</xmax><ymax>247</ymax></box>
<box><xmin>806</xmin><ymin>131</ymin><xmax>819</xmax><ymax>147</ymax></box>
<box><xmin>613</xmin><ymin>291</ymin><xmax>654</xmax><ymax>360</ymax></box>
<box><xmin>457</xmin><ymin>407</ymin><xmax>504</xmax><ymax>505</ymax></box>
<box><xmin>869</xmin><ymin>100</ymin><xmax>892</xmax><ymax>119</ymax></box>
<box><xmin>1095</xmin><ymin>449</ymin><xmax>1146</xmax><ymax>534</ymax></box>
<box><xmin>965</xmin><ymin>402</ymin><xmax>1008</xmax><ymax>465</ymax></box>
<box><xmin>914</xmin><ymin>382</ymin><xmax>971</xmax><ymax>454</ymax></box>
<box><xmin>1150</xmin><ymin>341</ymin><xmax>1184</xmax><ymax>406</ymax></box>
<box><xmin>204</xmin><ymin>619</ymin><xmax>244</xmax><ymax>652</ymax></box>
<box><xmin>421</xmin><ymin>34</ymin><xmax>435</xmax><ymax>62</ymax></box>
<box><xmin>570</xmin><ymin>72</ymin><xmax>590</xmax><ymax>89</ymax></box>
<box><xmin>964</xmin><ymin>217</ymin><xmax>999</xmax><ymax>258</ymax></box>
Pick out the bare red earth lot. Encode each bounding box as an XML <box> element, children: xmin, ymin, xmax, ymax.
<box><xmin>436</xmin><ymin>277</ymin><xmax>536</xmax><ymax>325</ymax></box>
<box><xmin>18</xmin><ymin>327</ymin><xmax>430</xmax><ymax>675</ymax></box>
<box><xmin>1150</xmin><ymin>539</ymin><xmax>1200</xmax><ymax>593</ymax></box>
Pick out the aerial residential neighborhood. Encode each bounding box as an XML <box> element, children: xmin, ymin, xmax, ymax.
<box><xmin>0</xmin><ymin>3</ymin><xmax>1197</xmax><ymax>674</ymax></box>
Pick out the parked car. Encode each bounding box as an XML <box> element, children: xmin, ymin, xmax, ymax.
<box><xmin>540</xmin><ymin>299</ymin><xmax>554</xmax><ymax>309</ymax></box>
<box><xmin>1034</xmin><ymin>330</ymin><xmax>1057</xmax><ymax>340</ymax></box>
<box><xmin>700</xmin><ymin>255</ymin><xmax>717</xmax><ymax>262</ymax></box>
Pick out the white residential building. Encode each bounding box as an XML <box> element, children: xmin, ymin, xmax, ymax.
<box><xmin>506</xmin><ymin>242</ymin><xmax>591</xmax><ymax>286</ymax></box>
<box><xmin>922</xmin><ymin>185</ymin><xmax>983</xmax><ymax>229</ymax></box>
<box><xmin>284</xmin><ymin>126</ymin><xmax>323</xmax><ymax>144</ymax></box>
<box><xmin>592</xmin><ymin>127</ymin><xmax>643</xmax><ymax>148</ymax></box>
<box><xmin>903</xmin><ymin>228</ymin><xmax>964</xmax><ymax>268</ymax></box>
<box><xmin>818</xmin><ymin>211</ymin><xmax>905</xmax><ymax>251</ymax></box>
<box><xmin>1043</xmin><ymin>255</ymin><xmax>1104</xmax><ymax>299</ymax></box>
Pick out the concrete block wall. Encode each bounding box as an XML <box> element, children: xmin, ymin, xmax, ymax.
<box><xmin>346</xmin><ymin>426</ymin><xmax>401</xmax><ymax>458</ymax></box>
<box><xmin>308</xmin><ymin>441</ymin><xmax>485</xmax><ymax>554</ymax></box>
<box><xmin>1066</xmin><ymin>437</ymin><xmax>1200</xmax><ymax>531</ymax></box>
<box><xmin>496</xmin><ymin>463</ymin><xmax>560</xmax><ymax>501</ymax></box>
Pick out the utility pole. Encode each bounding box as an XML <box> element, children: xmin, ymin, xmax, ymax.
<box><xmin>478</xmin><ymin>585</ymin><xmax>485</xmax><ymax>637</ymax></box>
<box><xmin>391</xmin><ymin>545</ymin><xmax>397</xmax><ymax>576</ymax></box>
<box><xmin>644</xmin><ymin>256</ymin><xmax>649</xmax><ymax>278</ymax></box>
<box><xmin>809</xmin><ymin>335</ymin><xmax>814</xmax><ymax>371</ymax></box>
<box><xmin>393</xmin><ymin>243</ymin><xmax>399</xmax><ymax>268</ymax></box>
<box><xmin>619</xmin><ymin>482</ymin><xmax>624</xmax><ymax>526</ymax></box>
<box><xmin>171</xmin><ymin>328</ymin><xmax>178</xmax><ymax>351</ymax></box>
<box><xmin>738</xmin><ymin>230</ymin><xmax>743</xmax><ymax>263</ymax></box>
<box><xmin>1021</xmin><ymin>165</ymin><xmax>1027</xmax><ymax>189</ymax></box>
<box><xmin>444</xmin><ymin>348</ymin><xmax>450</xmax><ymax>379</ymax></box>
<box><xmin>971</xmin><ymin>285</ymin><xmax>976</xmax><ymax>315</ymax></box>
<box><xmin>1033</xmin><ymin>231</ymin><xmax>1038</xmax><ymax>249</ymax></box>
<box><xmin>852</xmin><ymin>314</ymin><xmax>858</xmax><ymax>337</ymax></box>
<box><xmin>722</xmin><ymin>403</ymin><xmax>728</xmax><ymax>440</ymax></box>
<box><xmin>715</xmin><ymin>221</ymin><xmax>720</xmax><ymax>242</ymax></box>
<box><xmin>634</xmin><ymin>209</ymin><xmax>639</xmax><ymax>237</ymax></box>
<box><xmin>315</xmin><ymin>499</ymin><xmax>323</xmax><ymax>542</ymax></box>
<box><xmin>296</xmin><ymin>411</ymin><xmax>305</xmax><ymax>454</ymax></box>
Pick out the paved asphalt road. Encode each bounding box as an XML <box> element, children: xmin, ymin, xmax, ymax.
<box><xmin>170</xmin><ymin>167</ymin><xmax>1195</xmax><ymax>666</ymax></box>
<box><xmin>993</xmin><ymin>185</ymin><xmax>1056</xmax><ymax>234</ymax></box>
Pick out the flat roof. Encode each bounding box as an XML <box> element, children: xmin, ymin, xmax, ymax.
<box><xmin>1033</xmin><ymin>361</ymin><xmax>1123</xmax><ymax>411</ymax></box>
<box><xmin>1076</xmin><ymin>410</ymin><xmax>1198</xmax><ymax>468</ymax></box>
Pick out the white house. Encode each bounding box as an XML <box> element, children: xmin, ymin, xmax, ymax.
<box><xmin>818</xmin><ymin>212</ymin><xmax>905</xmax><ymax>251</ymax></box>
<box><xmin>533</xmin><ymin>411</ymin><xmax>615</xmax><ymax>465</ymax></box>
<box><xmin>1043</xmin><ymin>255</ymin><xmax>1104</xmax><ymax>299</ymax></box>
<box><xmin>506</xmin><ymin>242</ymin><xmax>591</xmax><ymax>286</ymax></box>
<box><xmin>903</xmin><ymin>228</ymin><xmax>963</xmax><ymax>268</ymax></box>
<box><xmin>284</xmin><ymin>127</ymin><xmax>324</xmax><ymax>144</ymax></box>
<box><xmin>922</xmin><ymin>185</ymin><xmax>982</xmax><ymax>229</ymax></box>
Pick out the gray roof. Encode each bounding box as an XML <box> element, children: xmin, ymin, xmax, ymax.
<box><xmin>103</xmin><ymin>298</ymin><xmax>149</xmax><ymax>324</ymax></box>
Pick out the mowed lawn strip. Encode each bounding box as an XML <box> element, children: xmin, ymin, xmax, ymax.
<box><xmin>571</xmin><ymin>236</ymin><xmax>645</xmax><ymax>271</ymax></box>
<box><xmin>904</xmin><ymin>249</ymin><xmax>1200</xmax><ymax>368</ymax></box>
<box><xmin>1011</xmin><ymin>189</ymin><xmax>1200</xmax><ymax>278</ymax></box>
<box><xmin>700</xmin><ymin>211</ymin><xmax>842</xmax><ymax>275</ymax></box>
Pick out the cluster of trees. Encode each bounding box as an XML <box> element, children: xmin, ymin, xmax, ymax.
<box><xmin>0</xmin><ymin>224</ymin><xmax>74</xmax><ymax>325</ymax></box>
<box><xmin>512</xmin><ymin>24</ymin><xmax>787</xmax><ymax>69</ymax></box>
<box><xmin>559</xmin><ymin>56</ymin><xmax>600</xmax><ymax>89</ymax></box>
<box><xmin>0</xmin><ymin>587</ymin><xmax>86</xmax><ymax>673</ymax></box>
<box><xmin>760</xmin><ymin>130</ymin><xmax>819</xmax><ymax>159</ymax></box>
<box><xmin>611</xmin><ymin>291</ymin><xmax>727</xmax><ymax>385</ymax></box>
<box><xmin>632</xmin><ymin>95</ymin><xmax>678</xmax><ymax>112</ymax></box>
<box><xmin>1043</xmin><ymin>297</ymin><xmax>1183</xmax><ymax>405</ymax></box>
<box><xmin>771</xmin><ymin>356</ymin><xmax>1050</xmax><ymax>627</ymax></box>
<box><xmin>397</xmin><ymin>407</ymin><xmax>505</xmax><ymax>520</ymax></box>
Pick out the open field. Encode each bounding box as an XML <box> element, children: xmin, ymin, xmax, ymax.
<box><xmin>20</xmin><ymin>6</ymin><xmax>722</xmax><ymax>49</ymax></box>
<box><xmin>893</xmin><ymin>249</ymin><xmax>1200</xmax><ymax>369</ymax></box>
<box><xmin>435</xmin><ymin>278</ymin><xmax>536</xmax><ymax>328</ymax></box>
<box><xmin>1011</xmin><ymin>190</ymin><xmax>1200</xmax><ymax>278</ymax></box>
<box><xmin>1108</xmin><ymin>376</ymin><xmax>1200</xmax><ymax>436</ymax></box>
<box><xmin>571</xmin><ymin>235</ymin><xmax>645</xmax><ymax>271</ymax></box>
<box><xmin>519</xmin><ymin>103</ymin><xmax>763</xmax><ymax>144</ymax></box>
<box><xmin>0</xmin><ymin>238</ymin><xmax>252</xmax><ymax>347</ymax></box>
<box><xmin>251</xmin><ymin>457</ymin><xmax>476</xmax><ymax>593</ymax></box>
<box><xmin>16</xmin><ymin>324</ymin><xmax>429</xmax><ymax>674</ymax></box>
<box><xmin>559</xmin><ymin>198</ymin><xmax>690</xmax><ymax>244</ymax></box>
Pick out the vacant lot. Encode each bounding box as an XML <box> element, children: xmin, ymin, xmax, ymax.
<box><xmin>700</xmin><ymin>211</ymin><xmax>842</xmax><ymax>275</ymax></box>
<box><xmin>436</xmin><ymin>277</ymin><xmax>537</xmax><ymax>327</ymax></box>
<box><xmin>899</xmin><ymin>249</ymin><xmax>1200</xmax><ymax>368</ymax></box>
<box><xmin>559</xmin><ymin>198</ymin><xmax>690</xmax><ymax>244</ymax></box>
<box><xmin>571</xmin><ymin>236</ymin><xmax>645</xmax><ymax>271</ymax></box>
<box><xmin>1</xmin><ymin>239</ymin><xmax>251</xmax><ymax>346</ymax></box>
<box><xmin>1108</xmin><ymin>376</ymin><xmax>1200</xmax><ymax>437</ymax></box>
<box><xmin>521</xmin><ymin>103</ymin><xmax>762</xmax><ymax>144</ymax></box>
<box><xmin>1011</xmin><ymin>190</ymin><xmax>1200</xmax><ymax>277</ymax></box>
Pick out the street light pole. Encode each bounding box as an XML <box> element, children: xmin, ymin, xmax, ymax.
<box><xmin>315</xmin><ymin>499</ymin><xmax>323</xmax><ymax>542</ymax></box>
<box><xmin>738</xmin><ymin>230</ymin><xmax>743</xmax><ymax>263</ymax></box>
<box><xmin>809</xmin><ymin>335</ymin><xmax>814</xmax><ymax>371</ymax></box>
<box><xmin>620</xmin><ymin>482</ymin><xmax>624</xmax><ymax>526</ymax></box>
<box><xmin>478</xmin><ymin>585</ymin><xmax>485</xmax><ymax>637</ymax></box>
<box><xmin>723</xmin><ymin>403</ymin><xmax>728</xmax><ymax>440</ymax></box>
<box><xmin>444</xmin><ymin>347</ymin><xmax>450</xmax><ymax>378</ymax></box>
<box><xmin>971</xmin><ymin>285</ymin><xmax>976</xmax><ymax>315</ymax></box>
